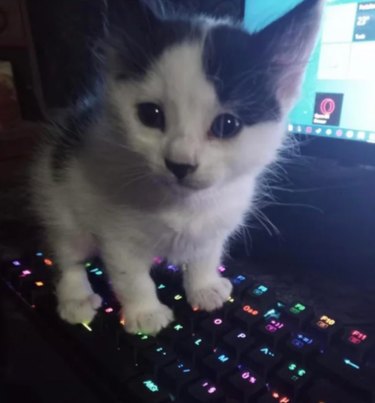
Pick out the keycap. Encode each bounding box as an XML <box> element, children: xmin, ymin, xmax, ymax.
<box><xmin>160</xmin><ymin>360</ymin><xmax>199</xmax><ymax>395</ymax></box>
<box><xmin>243</xmin><ymin>283</ymin><xmax>274</xmax><ymax>310</ymax></box>
<box><xmin>283</xmin><ymin>332</ymin><xmax>319</xmax><ymax>364</ymax></box>
<box><xmin>220</xmin><ymin>328</ymin><xmax>255</xmax><ymax>358</ymax></box>
<box><xmin>234</xmin><ymin>303</ymin><xmax>263</xmax><ymax>330</ymax></box>
<box><xmin>273</xmin><ymin>361</ymin><xmax>311</xmax><ymax>397</ymax></box>
<box><xmin>159</xmin><ymin>321</ymin><xmax>190</xmax><ymax>347</ymax></box>
<box><xmin>178</xmin><ymin>334</ymin><xmax>213</xmax><ymax>365</ymax></box>
<box><xmin>305</xmin><ymin>378</ymin><xmax>367</xmax><ymax>403</ymax></box>
<box><xmin>230</xmin><ymin>273</ymin><xmax>253</xmax><ymax>296</ymax></box>
<box><xmin>226</xmin><ymin>366</ymin><xmax>266</xmax><ymax>401</ymax></box>
<box><xmin>141</xmin><ymin>345</ymin><xmax>177</xmax><ymax>375</ymax></box>
<box><xmin>283</xmin><ymin>301</ymin><xmax>314</xmax><ymax>330</ymax></box>
<box><xmin>247</xmin><ymin>345</ymin><xmax>282</xmax><ymax>377</ymax></box>
<box><xmin>186</xmin><ymin>379</ymin><xmax>225</xmax><ymax>403</ymax></box>
<box><xmin>200</xmin><ymin>316</ymin><xmax>231</xmax><ymax>345</ymax></box>
<box><xmin>315</xmin><ymin>351</ymin><xmax>373</xmax><ymax>400</ymax></box>
<box><xmin>126</xmin><ymin>375</ymin><xmax>171</xmax><ymax>403</ymax></box>
<box><xmin>202</xmin><ymin>350</ymin><xmax>237</xmax><ymax>382</ymax></box>
<box><xmin>306</xmin><ymin>313</ymin><xmax>341</xmax><ymax>346</ymax></box>
<box><xmin>256</xmin><ymin>318</ymin><xmax>290</xmax><ymax>348</ymax></box>
<box><xmin>338</xmin><ymin>328</ymin><xmax>372</xmax><ymax>362</ymax></box>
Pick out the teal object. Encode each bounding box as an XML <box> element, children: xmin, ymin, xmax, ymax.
<box><xmin>244</xmin><ymin>0</ymin><xmax>304</xmax><ymax>33</ymax></box>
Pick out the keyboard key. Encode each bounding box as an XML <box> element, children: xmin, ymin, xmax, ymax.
<box><xmin>248</xmin><ymin>345</ymin><xmax>283</xmax><ymax>377</ymax></box>
<box><xmin>230</xmin><ymin>273</ymin><xmax>253</xmax><ymax>296</ymax></box>
<box><xmin>160</xmin><ymin>360</ymin><xmax>200</xmax><ymax>395</ymax></box>
<box><xmin>200</xmin><ymin>316</ymin><xmax>231</xmax><ymax>345</ymax></box>
<box><xmin>141</xmin><ymin>345</ymin><xmax>177</xmax><ymax>375</ymax></box>
<box><xmin>243</xmin><ymin>283</ymin><xmax>274</xmax><ymax>310</ymax></box>
<box><xmin>256</xmin><ymin>319</ymin><xmax>290</xmax><ymax>348</ymax></box>
<box><xmin>306</xmin><ymin>314</ymin><xmax>342</xmax><ymax>346</ymax></box>
<box><xmin>159</xmin><ymin>321</ymin><xmax>190</xmax><ymax>347</ymax></box>
<box><xmin>274</xmin><ymin>361</ymin><xmax>311</xmax><ymax>397</ymax></box>
<box><xmin>283</xmin><ymin>332</ymin><xmax>319</xmax><ymax>364</ymax></box>
<box><xmin>127</xmin><ymin>375</ymin><xmax>171</xmax><ymax>403</ymax></box>
<box><xmin>315</xmin><ymin>351</ymin><xmax>373</xmax><ymax>399</ymax></box>
<box><xmin>283</xmin><ymin>301</ymin><xmax>314</xmax><ymax>330</ymax></box>
<box><xmin>338</xmin><ymin>328</ymin><xmax>372</xmax><ymax>362</ymax></box>
<box><xmin>234</xmin><ymin>303</ymin><xmax>263</xmax><ymax>330</ymax></box>
<box><xmin>178</xmin><ymin>333</ymin><xmax>212</xmax><ymax>365</ymax></box>
<box><xmin>221</xmin><ymin>328</ymin><xmax>255</xmax><ymax>358</ymax></box>
<box><xmin>187</xmin><ymin>379</ymin><xmax>225</xmax><ymax>403</ymax></box>
<box><xmin>202</xmin><ymin>350</ymin><xmax>237</xmax><ymax>382</ymax></box>
<box><xmin>226</xmin><ymin>366</ymin><xmax>266</xmax><ymax>401</ymax></box>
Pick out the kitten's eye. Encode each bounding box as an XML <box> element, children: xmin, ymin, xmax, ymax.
<box><xmin>137</xmin><ymin>103</ymin><xmax>165</xmax><ymax>131</ymax></box>
<box><xmin>210</xmin><ymin>113</ymin><xmax>242</xmax><ymax>139</ymax></box>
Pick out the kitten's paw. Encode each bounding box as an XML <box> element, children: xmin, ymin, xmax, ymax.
<box><xmin>124</xmin><ymin>303</ymin><xmax>174</xmax><ymax>336</ymax></box>
<box><xmin>58</xmin><ymin>293</ymin><xmax>102</xmax><ymax>324</ymax></box>
<box><xmin>186</xmin><ymin>277</ymin><xmax>233</xmax><ymax>312</ymax></box>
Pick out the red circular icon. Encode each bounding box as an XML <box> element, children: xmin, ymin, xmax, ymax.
<box><xmin>320</xmin><ymin>98</ymin><xmax>336</xmax><ymax>115</ymax></box>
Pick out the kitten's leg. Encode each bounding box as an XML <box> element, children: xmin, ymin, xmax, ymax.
<box><xmin>52</xmin><ymin>231</ymin><xmax>102</xmax><ymax>324</ymax></box>
<box><xmin>102</xmin><ymin>241</ymin><xmax>173</xmax><ymax>335</ymax></box>
<box><xmin>184</xmin><ymin>241</ymin><xmax>233</xmax><ymax>312</ymax></box>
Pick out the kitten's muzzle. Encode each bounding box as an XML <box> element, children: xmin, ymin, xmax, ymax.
<box><xmin>164</xmin><ymin>159</ymin><xmax>198</xmax><ymax>180</ymax></box>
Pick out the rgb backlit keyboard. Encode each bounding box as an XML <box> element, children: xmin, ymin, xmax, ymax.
<box><xmin>1</xmin><ymin>253</ymin><xmax>374</xmax><ymax>403</ymax></box>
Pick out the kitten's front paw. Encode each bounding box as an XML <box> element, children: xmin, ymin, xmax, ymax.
<box><xmin>58</xmin><ymin>293</ymin><xmax>102</xmax><ymax>324</ymax></box>
<box><xmin>186</xmin><ymin>277</ymin><xmax>233</xmax><ymax>312</ymax></box>
<box><xmin>124</xmin><ymin>303</ymin><xmax>174</xmax><ymax>336</ymax></box>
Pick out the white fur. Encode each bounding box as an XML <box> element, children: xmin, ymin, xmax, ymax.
<box><xmin>31</xmin><ymin>34</ymin><xmax>290</xmax><ymax>335</ymax></box>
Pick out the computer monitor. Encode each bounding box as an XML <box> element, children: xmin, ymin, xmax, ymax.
<box><xmin>244</xmin><ymin>0</ymin><xmax>375</xmax><ymax>165</ymax></box>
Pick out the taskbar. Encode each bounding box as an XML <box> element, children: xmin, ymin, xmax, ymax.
<box><xmin>288</xmin><ymin>123</ymin><xmax>375</xmax><ymax>144</ymax></box>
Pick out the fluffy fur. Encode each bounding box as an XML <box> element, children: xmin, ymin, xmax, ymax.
<box><xmin>30</xmin><ymin>0</ymin><xmax>323</xmax><ymax>334</ymax></box>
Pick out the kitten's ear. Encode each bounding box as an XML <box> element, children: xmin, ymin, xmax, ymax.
<box><xmin>256</xmin><ymin>0</ymin><xmax>324</xmax><ymax>107</ymax></box>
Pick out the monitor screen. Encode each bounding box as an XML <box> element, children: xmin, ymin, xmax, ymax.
<box><xmin>245</xmin><ymin>0</ymin><xmax>375</xmax><ymax>145</ymax></box>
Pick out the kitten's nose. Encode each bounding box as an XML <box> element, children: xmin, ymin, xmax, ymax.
<box><xmin>164</xmin><ymin>159</ymin><xmax>197</xmax><ymax>180</ymax></box>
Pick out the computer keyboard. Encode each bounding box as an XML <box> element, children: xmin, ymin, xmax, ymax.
<box><xmin>1</xmin><ymin>252</ymin><xmax>374</xmax><ymax>403</ymax></box>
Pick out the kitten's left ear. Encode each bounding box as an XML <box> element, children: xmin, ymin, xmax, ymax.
<box><xmin>256</xmin><ymin>0</ymin><xmax>324</xmax><ymax>108</ymax></box>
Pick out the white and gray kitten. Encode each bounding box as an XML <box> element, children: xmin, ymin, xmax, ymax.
<box><xmin>30</xmin><ymin>0</ymin><xmax>323</xmax><ymax>335</ymax></box>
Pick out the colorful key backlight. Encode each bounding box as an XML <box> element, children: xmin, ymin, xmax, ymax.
<box><xmin>344</xmin><ymin>358</ymin><xmax>360</xmax><ymax>370</ymax></box>
<box><xmin>143</xmin><ymin>379</ymin><xmax>159</xmax><ymax>393</ymax></box>
<box><xmin>291</xmin><ymin>333</ymin><xmax>314</xmax><ymax>349</ymax></box>
<box><xmin>260</xmin><ymin>346</ymin><xmax>276</xmax><ymax>357</ymax></box>
<box><xmin>252</xmin><ymin>284</ymin><xmax>268</xmax><ymax>296</ymax></box>
<box><xmin>202</xmin><ymin>381</ymin><xmax>217</xmax><ymax>394</ymax></box>
<box><xmin>287</xmin><ymin>362</ymin><xmax>307</xmax><ymax>381</ymax></box>
<box><xmin>271</xmin><ymin>391</ymin><xmax>291</xmax><ymax>403</ymax></box>
<box><xmin>289</xmin><ymin>303</ymin><xmax>306</xmax><ymax>315</ymax></box>
<box><xmin>316</xmin><ymin>315</ymin><xmax>335</xmax><ymax>329</ymax></box>
<box><xmin>243</xmin><ymin>304</ymin><xmax>259</xmax><ymax>316</ymax></box>
<box><xmin>265</xmin><ymin>320</ymin><xmax>285</xmax><ymax>334</ymax></box>
<box><xmin>12</xmin><ymin>260</ymin><xmax>21</xmax><ymax>267</ymax></box>
<box><xmin>348</xmin><ymin>329</ymin><xmax>367</xmax><ymax>344</ymax></box>
<box><xmin>241</xmin><ymin>370</ymin><xmax>257</xmax><ymax>384</ymax></box>
<box><xmin>43</xmin><ymin>258</ymin><xmax>53</xmax><ymax>266</ymax></box>
<box><xmin>232</xmin><ymin>274</ymin><xmax>247</xmax><ymax>285</ymax></box>
<box><xmin>35</xmin><ymin>281</ymin><xmax>44</xmax><ymax>287</ymax></box>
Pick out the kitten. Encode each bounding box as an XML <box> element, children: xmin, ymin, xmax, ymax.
<box><xmin>30</xmin><ymin>0</ymin><xmax>323</xmax><ymax>335</ymax></box>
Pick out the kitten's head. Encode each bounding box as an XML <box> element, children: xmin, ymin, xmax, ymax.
<box><xmin>105</xmin><ymin>0</ymin><xmax>323</xmax><ymax>192</ymax></box>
